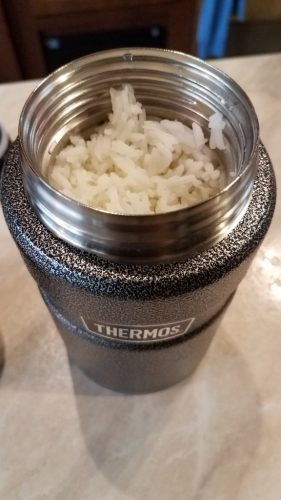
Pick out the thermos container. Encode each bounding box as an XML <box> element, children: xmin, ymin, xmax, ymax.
<box><xmin>0</xmin><ymin>49</ymin><xmax>276</xmax><ymax>392</ymax></box>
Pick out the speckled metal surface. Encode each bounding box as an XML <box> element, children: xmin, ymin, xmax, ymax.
<box><xmin>0</xmin><ymin>140</ymin><xmax>276</xmax><ymax>392</ymax></box>
<box><xmin>1</xmin><ymin>141</ymin><xmax>275</xmax><ymax>298</ymax></box>
<box><xmin>42</xmin><ymin>289</ymin><xmax>234</xmax><ymax>393</ymax></box>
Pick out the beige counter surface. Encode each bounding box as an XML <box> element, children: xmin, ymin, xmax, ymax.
<box><xmin>0</xmin><ymin>54</ymin><xmax>281</xmax><ymax>500</ymax></box>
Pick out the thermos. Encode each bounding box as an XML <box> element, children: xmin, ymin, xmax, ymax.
<box><xmin>0</xmin><ymin>49</ymin><xmax>276</xmax><ymax>393</ymax></box>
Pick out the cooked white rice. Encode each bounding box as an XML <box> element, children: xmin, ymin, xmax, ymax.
<box><xmin>49</xmin><ymin>84</ymin><xmax>226</xmax><ymax>214</ymax></box>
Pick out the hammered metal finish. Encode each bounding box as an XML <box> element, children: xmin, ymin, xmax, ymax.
<box><xmin>0</xmin><ymin>141</ymin><xmax>276</xmax><ymax>392</ymax></box>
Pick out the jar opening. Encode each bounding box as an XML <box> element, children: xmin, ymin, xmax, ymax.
<box><xmin>19</xmin><ymin>48</ymin><xmax>259</xmax><ymax>263</ymax></box>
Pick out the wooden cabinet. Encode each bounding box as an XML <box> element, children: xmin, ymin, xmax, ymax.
<box><xmin>0</xmin><ymin>1</ymin><xmax>21</xmax><ymax>82</ymax></box>
<box><xmin>2</xmin><ymin>0</ymin><xmax>198</xmax><ymax>81</ymax></box>
<box><xmin>246</xmin><ymin>0</ymin><xmax>281</xmax><ymax>20</ymax></box>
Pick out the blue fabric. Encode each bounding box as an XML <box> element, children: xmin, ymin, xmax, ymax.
<box><xmin>209</xmin><ymin>0</ymin><xmax>233</xmax><ymax>57</ymax></box>
<box><xmin>196</xmin><ymin>0</ymin><xmax>217</xmax><ymax>59</ymax></box>
<box><xmin>234</xmin><ymin>0</ymin><xmax>246</xmax><ymax>20</ymax></box>
<box><xmin>196</xmin><ymin>0</ymin><xmax>246</xmax><ymax>58</ymax></box>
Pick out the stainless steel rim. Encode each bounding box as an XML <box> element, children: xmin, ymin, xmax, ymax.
<box><xmin>19</xmin><ymin>47</ymin><xmax>259</xmax><ymax>263</ymax></box>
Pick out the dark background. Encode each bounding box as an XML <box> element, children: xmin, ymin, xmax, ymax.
<box><xmin>1</xmin><ymin>0</ymin><xmax>281</xmax><ymax>82</ymax></box>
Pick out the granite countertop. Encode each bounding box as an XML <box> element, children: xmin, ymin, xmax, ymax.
<box><xmin>0</xmin><ymin>54</ymin><xmax>281</xmax><ymax>500</ymax></box>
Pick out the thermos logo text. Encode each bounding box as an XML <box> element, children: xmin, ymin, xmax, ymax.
<box><xmin>80</xmin><ymin>317</ymin><xmax>195</xmax><ymax>342</ymax></box>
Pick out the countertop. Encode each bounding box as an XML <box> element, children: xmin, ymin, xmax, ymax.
<box><xmin>0</xmin><ymin>54</ymin><xmax>281</xmax><ymax>500</ymax></box>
